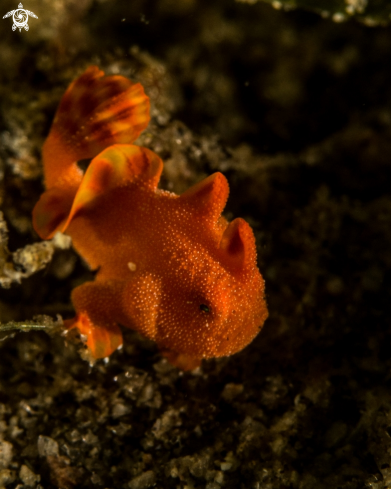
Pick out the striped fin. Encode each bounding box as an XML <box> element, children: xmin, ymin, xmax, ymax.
<box><xmin>61</xmin><ymin>144</ymin><xmax>163</xmax><ymax>232</ymax></box>
<box><xmin>33</xmin><ymin>187</ymin><xmax>75</xmax><ymax>239</ymax></box>
<box><xmin>49</xmin><ymin>66</ymin><xmax>151</xmax><ymax>162</ymax></box>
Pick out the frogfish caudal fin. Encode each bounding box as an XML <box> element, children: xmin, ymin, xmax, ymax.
<box><xmin>32</xmin><ymin>66</ymin><xmax>150</xmax><ymax>239</ymax></box>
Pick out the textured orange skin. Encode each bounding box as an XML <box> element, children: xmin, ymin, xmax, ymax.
<box><xmin>33</xmin><ymin>66</ymin><xmax>268</xmax><ymax>370</ymax></box>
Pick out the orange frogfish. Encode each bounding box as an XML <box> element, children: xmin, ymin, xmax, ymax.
<box><xmin>32</xmin><ymin>66</ymin><xmax>268</xmax><ymax>370</ymax></box>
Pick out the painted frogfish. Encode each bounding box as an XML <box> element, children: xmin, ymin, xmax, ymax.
<box><xmin>32</xmin><ymin>66</ymin><xmax>268</xmax><ymax>370</ymax></box>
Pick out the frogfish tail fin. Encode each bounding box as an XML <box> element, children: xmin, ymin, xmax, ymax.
<box><xmin>34</xmin><ymin>66</ymin><xmax>150</xmax><ymax>239</ymax></box>
<box><xmin>42</xmin><ymin>65</ymin><xmax>150</xmax><ymax>190</ymax></box>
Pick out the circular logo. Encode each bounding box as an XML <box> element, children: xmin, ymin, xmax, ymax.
<box><xmin>12</xmin><ymin>8</ymin><xmax>28</xmax><ymax>31</ymax></box>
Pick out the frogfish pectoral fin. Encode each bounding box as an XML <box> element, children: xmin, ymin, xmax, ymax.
<box><xmin>160</xmin><ymin>350</ymin><xmax>202</xmax><ymax>371</ymax></box>
<box><xmin>65</xmin><ymin>281</ymin><xmax>124</xmax><ymax>359</ymax></box>
<box><xmin>64</xmin><ymin>313</ymin><xmax>123</xmax><ymax>359</ymax></box>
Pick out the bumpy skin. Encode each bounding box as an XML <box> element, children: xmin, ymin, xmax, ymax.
<box><xmin>33</xmin><ymin>66</ymin><xmax>268</xmax><ymax>370</ymax></box>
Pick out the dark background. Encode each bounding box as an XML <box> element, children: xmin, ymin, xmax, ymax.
<box><xmin>0</xmin><ymin>0</ymin><xmax>390</xmax><ymax>487</ymax></box>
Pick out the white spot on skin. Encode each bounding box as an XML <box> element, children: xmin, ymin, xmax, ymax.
<box><xmin>128</xmin><ymin>262</ymin><xmax>137</xmax><ymax>272</ymax></box>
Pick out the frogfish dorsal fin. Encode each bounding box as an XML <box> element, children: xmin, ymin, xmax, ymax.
<box><xmin>61</xmin><ymin>144</ymin><xmax>163</xmax><ymax>232</ymax></box>
<box><xmin>179</xmin><ymin>172</ymin><xmax>229</xmax><ymax>223</ymax></box>
<box><xmin>219</xmin><ymin>218</ymin><xmax>257</xmax><ymax>272</ymax></box>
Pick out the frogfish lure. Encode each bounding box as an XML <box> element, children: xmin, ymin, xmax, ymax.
<box><xmin>32</xmin><ymin>66</ymin><xmax>268</xmax><ymax>370</ymax></box>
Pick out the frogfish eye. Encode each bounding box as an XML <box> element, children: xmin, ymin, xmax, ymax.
<box><xmin>199</xmin><ymin>304</ymin><xmax>210</xmax><ymax>313</ymax></box>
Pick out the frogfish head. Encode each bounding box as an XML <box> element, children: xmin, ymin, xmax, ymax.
<box><xmin>152</xmin><ymin>217</ymin><xmax>268</xmax><ymax>360</ymax></box>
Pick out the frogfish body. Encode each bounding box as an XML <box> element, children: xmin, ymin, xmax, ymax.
<box><xmin>33</xmin><ymin>66</ymin><xmax>268</xmax><ymax>370</ymax></box>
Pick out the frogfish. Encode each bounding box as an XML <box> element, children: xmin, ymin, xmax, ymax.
<box><xmin>32</xmin><ymin>66</ymin><xmax>268</xmax><ymax>370</ymax></box>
